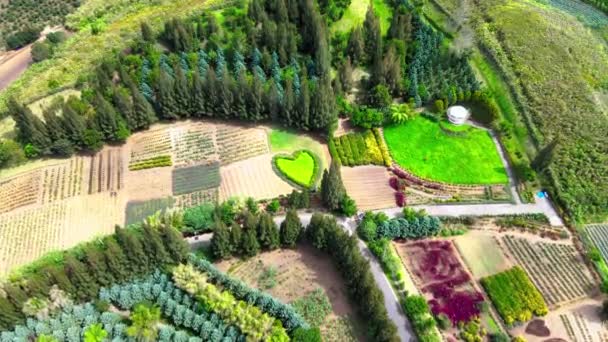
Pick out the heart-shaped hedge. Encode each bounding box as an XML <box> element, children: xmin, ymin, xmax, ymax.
<box><xmin>273</xmin><ymin>150</ymin><xmax>319</xmax><ymax>188</ymax></box>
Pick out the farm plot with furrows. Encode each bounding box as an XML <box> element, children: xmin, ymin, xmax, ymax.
<box><xmin>218</xmin><ymin>154</ymin><xmax>294</xmax><ymax>201</ymax></box>
<box><xmin>558</xmin><ymin>312</ymin><xmax>608</xmax><ymax>342</ymax></box>
<box><xmin>0</xmin><ymin>202</ymin><xmax>67</xmax><ymax>275</ymax></box>
<box><xmin>395</xmin><ymin>240</ymin><xmax>485</xmax><ymax>324</ymax></box>
<box><xmin>216</xmin><ymin>125</ymin><xmax>269</xmax><ymax>165</ymax></box>
<box><xmin>40</xmin><ymin>157</ymin><xmax>85</xmax><ymax>204</ymax></box>
<box><xmin>125</xmin><ymin>197</ymin><xmax>175</xmax><ymax>226</ymax></box>
<box><xmin>341</xmin><ymin>165</ymin><xmax>395</xmax><ymax>210</ymax></box>
<box><xmin>171</xmin><ymin>124</ymin><xmax>217</xmax><ymax>166</ymax></box>
<box><xmin>128</xmin><ymin>128</ymin><xmax>172</xmax><ymax>165</ymax></box>
<box><xmin>87</xmin><ymin>148</ymin><xmax>124</xmax><ymax>194</ymax></box>
<box><xmin>172</xmin><ymin>162</ymin><xmax>221</xmax><ymax>196</ymax></box>
<box><xmin>174</xmin><ymin>189</ymin><xmax>218</xmax><ymax>209</ymax></box>
<box><xmin>0</xmin><ymin>171</ymin><xmax>41</xmax><ymax>213</ymax></box>
<box><xmin>501</xmin><ymin>235</ymin><xmax>595</xmax><ymax>307</ymax></box>
<box><xmin>585</xmin><ymin>224</ymin><xmax>608</xmax><ymax>264</ymax></box>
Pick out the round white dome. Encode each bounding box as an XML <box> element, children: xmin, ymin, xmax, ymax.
<box><xmin>447</xmin><ymin>106</ymin><xmax>470</xmax><ymax>125</ymax></box>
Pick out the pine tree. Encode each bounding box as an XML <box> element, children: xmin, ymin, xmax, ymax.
<box><xmin>93</xmin><ymin>93</ymin><xmax>120</xmax><ymax>141</ymax></box>
<box><xmin>42</xmin><ymin>107</ymin><xmax>67</xmax><ymax>143</ymax></box>
<box><xmin>347</xmin><ymin>26</ymin><xmax>365</xmax><ymax>65</ymax></box>
<box><xmin>84</xmin><ymin>245</ymin><xmax>114</xmax><ymax>287</ymax></box>
<box><xmin>211</xmin><ymin>220</ymin><xmax>231</xmax><ymax>259</ymax></box>
<box><xmin>131</xmin><ymin>85</ymin><xmax>156</xmax><ymax>129</ymax></box>
<box><xmin>321</xmin><ymin>160</ymin><xmax>346</xmax><ymax>211</ymax></box>
<box><xmin>215</xmin><ymin>48</ymin><xmax>226</xmax><ymax>80</ymax></box>
<box><xmin>257</xmin><ymin>212</ymin><xmax>279</xmax><ymax>250</ymax></box>
<box><xmin>61</xmin><ymin>102</ymin><xmax>87</xmax><ymax>147</ymax></box>
<box><xmin>232</xmin><ymin>51</ymin><xmax>246</xmax><ymax>78</ymax></box>
<box><xmin>310</xmin><ymin>77</ymin><xmax>336</xmax><ymax>131</ymax></box>
<box><xmin>248</xmin><ymin>75</ymin><xmax>264</xmax><ymax>122</ymax></box>
<box><xmin>296</xmin><ymin>74</ymin><xmax>310</xmax><ymax>130</ymax></box>
<box><xmin>63</xmin><ymin>254</ymin><xmax>98</xmax><ymax>301</ymax></box>
<box><xmin>229</xmin><ymin>222</ymin><xmax>242</xmax><ymax>255</ymax></box>
<box><xmin>234</xmin><ymin>73</ymin><xmax>249</xmax><ymax>120</ymax></box>
<box><xmin>113</xmin><ymin>88</ymin><xmax>136</xmax><ymax>131</ymax></box>
<box><xmin>280</xmin><ymin>209</ymin><xmax>302</xmax><ymax>248</ymax></box>
<box><xmin>24</xmin><ymin>272</ymin><xmax>51</xmax><ymax>298</ymax></box>
<box><xmin>115</xmin><ymin>227</ymin><xmax>150</xmax><ymax>275</ymax></box>
<box><xmin>241</xmin><ymin>227</ymin><xmax>260</xmax><ymax>257</ymax></box>
<box><xmin>197</xmin><ymin>50</ymin><xmax>208</xmax><ymax>78</ymax></box>
<box><xmin>141</xmin><ymin>223</ymin><xmax>172</xmax><ymax>265</ymax></box>
<box><xmin>191</xmin><ymin>71</ymin><xmax>206</xmax><ymax>117</ymax></box>
<box><xmin>173</xmin><ymin>65</ymin><xmax>191</xmax><ymax>117</ymax></box>
<box><xmin>47</xmin><ymin>265</ymin><xmax>75</xmax><ymax>294</ymax></box>
<box><xmin>8</xmin><ymin>98</ymin><xmax>51</xmax><ymax>152</ymax></box>
<box><xmin>160</xmin><ymin>223</ymin><xmax>189</xmax><ymax>264</ymax></box>
<box><xmin>103</xmin><ymin>237</ymin><xmax>130</xmax><ymax>282</ymax></box>
<box><xmin>157</xmin><ymin>69</ymin><xmax>179</xmax><ymax>120</ymax></box>
<box><xmin>281</xmin><ymin>78</ymin><xmax>295</xmax><ymax>126</ymax></box>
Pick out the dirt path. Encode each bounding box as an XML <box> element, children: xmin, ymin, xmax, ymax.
<box><xmin>0</xmin><ymin>46</ymin><xmax>32</xmax><ymax>90</ymax></box>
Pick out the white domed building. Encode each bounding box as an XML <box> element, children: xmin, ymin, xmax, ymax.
<box><xmin>447</xmin><ymin>106</ymin><xmax>470</xmax><ymax>125</ymax></box>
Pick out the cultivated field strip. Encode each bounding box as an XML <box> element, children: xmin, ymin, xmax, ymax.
<box><xmin>171</xmin><ymin>124</ymin><xmax>217</xmax><ymax>166</ymax></box>
<box><xmin>216</xmin><ymin>125</ymin><xmax>269</xmax><ymax>165</ymax></box>
<box><xmin>0</xmin><ymin>171</ymin><xmax>41</xmax><ymax>213</ymax></box>
<box><xmin>341</xmin><ymin>165</ymin><xmax>395</xmax><ymax>210</ymax></box>
<box><xmin>87</xmin><ymin>148</ymin><xmax>123</xmax><ymax>194</ymax></box>
<box><xmin>559</xmin><ymin>312</ymin><xmax>608</xmax><ymax>342</ymax></box>
<box><xmin>41</xmin><ymin>157</ymin><xmax>85</xmax><ymax>204</ymax></box>
<box><xmin>129</xmin><ymin>128</ymin><xmax>172</xmax><ymax>164</ymax></box>
<box><xmin>586</xmin><ymin>224</ymin><xmax>608</xmax><ymax>264</ymax></box>
<box><xmin>0</xmin><ymin>202</ymin><xmax>67</xmax><ymax>275</ymax></box>
<box><xmin>501</xmin><ymin>236</ymin><xmax>594</xmax><ymax>307</ymax></box>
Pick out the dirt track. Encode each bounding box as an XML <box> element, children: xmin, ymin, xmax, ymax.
<box><xmin>0</xmin><ymin>46</ymin><xmax>32</xmax><ymax>91</ymax></box>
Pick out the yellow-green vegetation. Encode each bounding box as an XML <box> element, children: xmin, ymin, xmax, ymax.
<box><xmin>481</xmin><ymin>266</ymin><xmax>548</xmax><ymax>325</ymax></box>
<box><xmin>454</xmin><ymin>232</ymin><xmax>509</xmax><ymax>278</ymax></box>
<box><xmin>128</xmin><ymin>155</ymin><xmax>172</xmax><ymax>171</ymax></box>
<box><xmin>27</xmin><ymin>89</ymin><xmax>81</xmax><ymax>117</ymax></box>
<box><xmin>273</xmin><ymin>150</ymin><xmax>319</xmax><ymax>188</ymax></box>
<box><xmin>269</xmin><ymin>128</ymin><xmax>329</xmax><ymax>172</ymax></box>
<box><xmin>0</xmin><ymin>0</ymin><xmax>224</xmax><ymax>113</ymax></box>
<box><xmin>330</xmin><ymin>0</ymin><xmax>392</xmax><ymax>35</ymax></box>
<box><xmin>475</xmin><ymin>0</ymin><xmax>608</xmax><ymax>221</ymax></box>
<box><xmin>331</xmin><ymin>129</ymin><xmax>390</xmax><ymax>167</ymax></box>
<box><xmin>384</xmin><ymin>116</ymin><xmax>508</xmax><ymax>185</ymax></box>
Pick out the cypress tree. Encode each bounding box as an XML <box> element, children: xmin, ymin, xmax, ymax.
<box><xmin>48</xmin><ymin>265</ymin><xmax>75</xmax><ymax>294</ymax></box>
<box><xmin>306</xmin><ymin>213</ymin><xmax>327</xmax><ymax>250</ymax></box>
<box><xmin>113</xmin><ymin>88</ymin><xmax>135</xmax><ymax>131</ymax></box>
<box><xmin>42</xmin><ymin>107</ymin><xmax>67</xmax><ymax>142</ymax></box>
<box><xmin>347</xmin><ymin>26</ymin><xmax>365</xmax><ymax>65</ymax></box>
<box><xmin>296</xmin><ymin>73</ymin><xmax>310</xmax><ymax>130</ymax></box>
<box><xmin>280</xmin><ymin>209</ymin><xmax>302</xmax><ymax>248</ymax></box>
<box><xmin>115</xmin><ymin>227</ymin><xmax>149</xmax><ymax>275</ymax></box>
<box><xmin>63</xmin><ymin>254</ymin><xmax>98</xmax><ymax>301</ymax></box>
<box><xmin>191</xmin><ymin>71</ymin><xmax>206</xmax><ymax>117</ymax></box>
<box><xmin>141</xmin><ymin>223</ymin><xmax>172</xmax><ymax>265</ymax></box>
<box><xmin>160</xmin><ymin>223</ymin><xmax>189</xmax><ymax>264</ymax></box>
<box><xmin>93</xmin><ymin>93</ymin><xmax>120</xmax><ymax>141</ymax></box>
<box><xmin>310</xmin><ymin>77</ymin><xmax>336</xmax><ymax>131</ymax></box>
<box><xmin>363</xmin><ymin>6</ymin><xmax>381</xmax><ymax>63</ymax></box>
<box><xmin>61</xmin><ymin>101</ymin><xmax>87</xmax><ymax>147</ymax></box>
<box><xmin>241</xmin><ymin>227</ymin><xmax>260</xmax><ymax>257</ymax></box>
<box><xmin>157</xmin><ymin>69</ymin><xmax>179</xmax><ymax>120</ymax></box>
<box><xmin>339</xmin><ymin>58</ymin><xmax>353</xmax><ymax>93</ymax></box>
<box><xmin>281</xmin><ymin>78</ymin><xmax>295</xmax><ymax>126</ymax></box>
<box><xmin>131</xmin><ymin>85</ymin><xmax>157</xmax><ymax>129</ymax></box>
<box><xmin>229</xmin><ymin>222</ymin><xmax>242</xmax><ymax>255</ymax></box>
<box><xmin>211</xmin><ymin>220</ymin><xmax>232</xmax><ymax>260</ymax></box>
<box><xmin>202</xmin><ymin>67</ymin><xmax>218</xmax><ymax>117</ymax></box>
<box><xmin>24</xmin><ymin>272</ymin><xmax>52</xmax><ymax>298</ymax></box>
<box><xmin>173</xmin><ymin>65</ymin><xmax>191</xmax><ymax>117</ymax></box>
<box><xmin>103</xmin><ymin>237</ymin><xmax>130</xmax><ymax>282</ymax></box>
<box><xmin>321</xmin><ymin>160</ymin><xmax>346</xmax><ymax>211</ymax></box>
<box><xmin>234</xmin><ymin>73</ymin><xmax>249</xmax><ymax>120</ymax></box>
<box><xmin>257</xmin><ymin>212</ymin><xmax>280</xmax><ymax>250</ymax></box>
<box><xmin>84</xmin><ymin>245</ymin><xmax>114</xmax><ymax>287</ymax></box>
<box><xmin>248</xmin><ymin>75</ymin><xmax>264</xmax><ymax>122</ymax></box>
<box><xmin>8</xmin><ymin>98</ymin><xmax>51</xmax><ymax>152</ymax></box>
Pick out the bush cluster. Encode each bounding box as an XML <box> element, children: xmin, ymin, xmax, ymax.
<box><xmin>332</xmin><ymin>130</ymin><xmax>387</xmax><ymax>166</ymax></box>
<box><xmin>377</xmin><ymin>215</ymin><xmax>442</xmax><ymax>240</ymax></box>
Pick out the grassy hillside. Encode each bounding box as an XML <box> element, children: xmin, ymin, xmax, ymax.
<box><xmin>0</xmin><ymin>0</ymin><xmax>224</xmax><ymax>113</ymax></box>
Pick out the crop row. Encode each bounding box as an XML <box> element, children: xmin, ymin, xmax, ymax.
<box><xmin>332</xmin><ymin>130</ymin><xmax>386</xmax><ymax>166</ymax></box>
<box><xmin>129</xmin><ymin>155</ymin><xmax>173</xmax><ymax>171</ymax></box>
<box><xmin>172</xmin><ymin>128</ymin><xmax>216</xmax><ymax>166</ymax></box>
<box><xmin>129</xmin><ymin>130</ymin><xmax>172</xmax><ymax>163</ymax></box>
<box><xmin>586</xmin><ymin>224</ymin><xmax>608</xmax><ymax>264</ymax></box>
<box><xmin>41</xmin><ymin>158</ymin><xmax>84</xmax><ymax>204</ymax></box>
<box><xmin>501</xmin><ymin>236</ymin><xmax>593</xmax><ymax>306</ymax></box>
<box><xmin>0</xmin><ymin>171</ymin><xmax>41</xmax><ymax>214</ymax></box>
<box><xmin>172</xmin><ymin>162</ymin><xmax>221</xmax><ymax>196</ymax></box>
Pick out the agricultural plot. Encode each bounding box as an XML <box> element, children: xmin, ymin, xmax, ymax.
<box><xmin>341</xmin><ymin>165</ymin><xmax>395</xmax><ymax>210</ymax></box>
<box><xmin>172</xmin><ymin>162</ymin><xmax>221</xmax><ymax>196</ymax></box>
<box><xmin>384</xmin><ymin>116</ymin><xmax>508</xmax><ymax>185</ymax></box>
<box><xmin>269</xmin><ymin>128</ymin><xmax>331</xmax><ymax>179</ymax></box>
<box><xmin>128</xmin><ymin>128</ymin><xmax>172</xmax><ymax>165</ymax></box>
<box><xmin>215</xmin><ymin>245</ymin><xmax>361</xmax><ymax>341</ymax></box>
<box><xmin>219</xmin><ymin>154</ymin><xmax>294</xmax><ymax>201</ymax></box>
<box><xmin>454</xmin><ymin>231</ymin><xmax>511</xmax><ymax>278</ymax></box>
<box><xmin>0</xmin><ymin>202</ymin><xmax>67</xmax><ymax>275</ymax></box>
<box><xmin>216</xmin><ymin>124</ymin><xmax>269</xmax><ymax>165</ymax></box>
<box><xmin>273</xmin><ymin>150</ymin><xmax>319</xmax><ymax>188</ymax></box>
<box><xmin>332</xmin><ymin>130</ymin><xmax>389</xmax><ymax>167</ymax></box>
<box><xmin>174</xmin><ymin>189</ymin><xmax>218</xmax><ymax>209</ymax></box>
<box><xmin>0</xmin><ymin>171</ymin><xmax>41</xmax><ymax>214</ymax></box>
<box><xmin>86</xmin><ymin>148</ymin><xmax>124</xmax><ymax>194</ymax></box>
<box><xmin>170</xmin><ymin>124</ymin><xmax>217</xmax><ymax>166</ymax></box>
<box><xmin>395</xmin><ymin>240</ymin><xmax>484</xmax><ymax>324</ymax></box>
<box><xmin>125</xmin><ymin>197</ymin><xmax>175</xmax><ymax>226</ymax></box>
<box><xmin>585</xmin><ymin>224</ymin><xmax>608</xmax><ymax>264</ymax></box>
<box><xmin>543</xmin><ymin>0</ymin><xmax>608</xmax><ymax>28</ymax></box>
<box><xmin>500</xmin><ymin>236</ymin><xmax>595</xmax><ymax>307</ymax></box>
<box><xmin>40</xmin><ymin>157</ymin><xmax>84</xmax><ymax>204</ymax></box>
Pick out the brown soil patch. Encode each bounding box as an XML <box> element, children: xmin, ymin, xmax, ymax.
<box><xmin>526</xmin><ymin>319</ymin><xmax>551</xmax><ymax>337</ymax></box>
<box><xmin>0</xmin><ymin>45</ymin><xmax>31</xmax><ymax>90</ymax></box>
<box><xmin>215</xmin><ymin>244</ymin><xmax>361</xmax><ymax>340</ymax></box>
<box><xmin>218</xmin><ymin>154</ymin><xmax>294</xmax><ymax>201</ymax></box>
<box><xmin>341</xmin><ymin>165</ymin><xmax>395</xmax><ymax>210</ymax></box>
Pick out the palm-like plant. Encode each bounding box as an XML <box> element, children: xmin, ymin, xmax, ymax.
<box><xmin>126</xmin><ymin>303</ymin><xmax>161</xmax><ymax>342</ymax></box>
<box><xmin>84</xmin><ymin>323</ymin><xmax>108</xmax><ymax>342</ymax></box>
<box><xmin>390</xmin><ymin>103</ymin><xmax>415</xmax><ymax>124</ymax></box>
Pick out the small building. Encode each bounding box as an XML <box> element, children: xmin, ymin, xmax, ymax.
<box><xmin>447</xmin><ymin>106</ymin><xmax>470</xmax><ymax>125</ymax></box>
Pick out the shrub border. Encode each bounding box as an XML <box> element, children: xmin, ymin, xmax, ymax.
<box><xmin>271</xmin><ymin>149</ymin><xmax>321</xmax><ymax>189</ymax></box>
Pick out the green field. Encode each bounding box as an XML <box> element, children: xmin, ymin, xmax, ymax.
<box><xmin>383</xmin><ymin>116</ymin><xmax>508</xmax><ymax>185</ymax></box>
<box><xmin>269</xmin><ymin>128</ymin><xmax>329</xmax><ymax>174</ymax></box>
<box><xmin>274</xmin><ymin>150</ymin><xmax>317</xmax><ymax>188</ymax></box>
<box><xmin>330</xmin><ymin>0</ymin><xmax>392</xmax><ymax>35</ymax></box>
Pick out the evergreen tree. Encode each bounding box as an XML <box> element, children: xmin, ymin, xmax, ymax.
<box><xmin>47</xmin><ymin>265</ymin><xmax>75</xmax><ymax>294</ymax></box>
<box><xmin>248</xmin><ymin>75</ymin><xmax>264</xmax><ymax>122</ymax></box>
<box><xmin>257</xmin><ymin>212</ymin><xmax>280</xmax><ymax>250</ymax></box>
<box><xmin>61</xmin><ymin>101</ymin><xmax>87</xmax><ymax>147</ymax></box>
<box><xmin>173</xmin><ymin>65</ymin><xmax>191</xmax><ymax>117</ymax></box>
<box><xmin>233</xmin><ymin>73</ymin><xmax>249</xmax><ymax>120</ymax></box>
<box><xmin>103</xmin><ymin>237</ymin><xmax>130</xmax><ymax>282</ymax></box>
<box><xmin>141</xmin><ymin>223</ymin><xmax>172</xmax><ymax>265</ymax></box>
<box><xmin>241</xmin><ymin>227</ymin><xmax>260</xmax><ymax>257</ymax></box>
<box><xmin>211</xmin><ymin>220</ymin><xmax>232</xmax><ymax>259</ymax></box>
<box><xmin>115</xmin><ymin>227</ymin><xmax>150</xmax><ymax>275</ymax></box>
<box><xmin>382</xmin><ymin>46</ymin><xmax>402</xmax><ymax>95</ymax></box>
<box><xmin>280</xmin><ymin>209</ymin><xmax>302</xmax><ymax>248</ymax></box>
<box><xmin>159</xmin><ymin>223</ymin><xmax>189</xmax><ymax>263</ymax></box>
<box><xmin>229</xmin><ymin>222</ymin><xmax>242</xmax><ymax>255</ymax></box>
<box><xmin>281</xmin><ymin>78</ymin><xmax>295</xmax><ymax>126</ymax></box>
<box><xmin>0</xmin><ymin>296</ymin><xmax>22</xmax><ymax>330</ymax></box>
<box><xmin>157</xmin><ymin>69</ymin><xmax>179</xmax><ymax>120</ymax></box>
<box><xmin>321</xmin><ymin>160</ymin><xmax>346</xmax><ymax>211</ymax></box>
<box><xmin>363</xmin><ymin>6</ymin><xmax>381</xmax><ymax>64</ymax></box>
<box><xmin>197</xmin><ymin>50</ymin><xmax>208</xmax><ymax>78</ymax></box>
<box><xmin>306</xmin><ymin>213</ymin><xmax>327</xmax><ymax>250</ymax></box>
<box><xmin>84</xmin><ymin>245</ymin><xmax>114</xmax><ymax>287</ymax></box>
<box><xmin>141</xmin><ymin>22</ymin><xmax>155</xmax><ymax>42</ymax></box>
<box><xmin>24</xmin><ymin>272</ymin><xmax>51</xmax><ymax>298</ymax></box>
<box><xmin>347</xmin><ymin>26</ymin><xmax>365</xmax><ymax>65</ymax></box>
<box><xmin>533</xmin><ymin>136</ymin><xmax>560</xmax><ymax>172</ymax></box>
<box><xmin>243</xmin><ymin>211</ymin><xmax>259</xmax><ymax>231</ymax></box>
<box><xmin>8</xmin><ymin>98</ymin><xmax>51</xmax><ymax>152</ymax></box>
<box><xmin>63</xmin><ymin>254</ymin><xmax>98</xmax><ymax>301</ymax></box>
<box><xmin>232</xmin><ymin>51</ymin><xmax>246</xmax><ymax>77</ymax></box>
<box><xmin>296</xmin><ymin>74</ymin><xmax>310</xmax><ymax>130</ymax></box>
<box><xmin>42</xmin><ymin>107</ymin><xmax>67</xmax><ymax>143</ymax></box>
<box><xmin>131</xmin><ymin>85</ymin><xmax>157</xmax><ymax>130</ymax></box>
<box><xmin>310</xmin><ymin>77</ymin><xmax>336</xmax><ymax>131</ymax></box>
<box><xmin>113</xmin><ymin>88</ymin><xmax>135</xmax><ymax>131</ymax></box>
<box><xmin>93</xmin><ymin>93</ymin><xmax>121</xmax><ymax>141</ymax></box>
<box><xmin>339</xmin><ymin>58</ymin><xmax>353</xmax><ymax>93</ymax></box>
<box><xmin>191</xmin><ymin>71</ymin><xmax>206</xmax><ymax>117</ymax></box>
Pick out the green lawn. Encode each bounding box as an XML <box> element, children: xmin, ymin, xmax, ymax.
<box><xmin>383</xmin><ymin>116</ymin><xmax>508</xmax><ymax>185</ymax></box>
<box><xmin>274</xmin><ymin>151</ymin><xmax>317</xmax><ymax>188</ymax></box>
<box><xmin>330</xmin><ymin>0</ymin><xmax>392</xmax><ymax>36</ymax></box>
